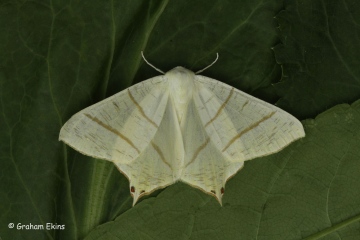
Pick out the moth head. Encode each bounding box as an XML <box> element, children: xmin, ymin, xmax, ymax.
<box><xmin>166</xmin><ymin>67</ymin><xmax>195</xmax><ymax>103</ymax></box>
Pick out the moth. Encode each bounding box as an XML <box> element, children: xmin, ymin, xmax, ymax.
<box><xmin>59</xmin><ymin>53</ymin><xmax>305</xmax><ymax>206</ymax></box>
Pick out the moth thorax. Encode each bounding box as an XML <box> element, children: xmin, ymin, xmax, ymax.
<box><xmin>167</xmin><ymin>67</ymin><xmax>195</xmax><ymax>123</ymax></box>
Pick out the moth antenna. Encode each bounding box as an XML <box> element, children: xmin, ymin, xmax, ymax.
<box><xmin>141</xmin><ymin>51</ymin><xmax>165</xmax><ymax>74</ymax></box>
<box><xmin>195</xmin><ymin>53</ymin><xmax>219</xmax><ymax>74</ymax></box>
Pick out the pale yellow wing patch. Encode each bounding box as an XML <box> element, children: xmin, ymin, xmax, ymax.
<box><xmin>194</xmin><ymin>76</ymin><xmax>305</xmax><ymax>163</ymax></box>
<box><xmin>115</xmin><ymin>98</ymin><xmax>183</xmax><ymax>206</ymax></box>
<box><xmin>59</xmin><ymin>77</ymin><xmax>168</xmax><ymax>164</ymax></box>
<box><xmin>180</xmin><ymin>99</ymin><xmax>244</xmax><ymax>204</ymax></box>
<box><xmin>180</xmin><ymin>76</ymin><xmax>304</xmax><ymax>204</ymax></box>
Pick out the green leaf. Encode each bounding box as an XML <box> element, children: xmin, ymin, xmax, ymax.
<box><xmin>1</xmin><ymin>0</ymin><xmax>359</xmax><ymax>239</ymax></box>
<box><xmin>273</xmin><ymin>0</ymin><xmax>360</xmax><ymax>119</ymax></box>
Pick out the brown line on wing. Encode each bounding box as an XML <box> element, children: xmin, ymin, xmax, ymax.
<box><xmin>205</xmin><ymin>88</ymin><xmax>234</xmax><ymax>128</ymax></box>
<box><xmin>222</xmin><ymin>111</ymin><xmax>276</xmax><ymax>152</ymax></box>
<box><xmin>112</xmin><ymin>102</ymin><xmax>120</xmax><ymax>111</ymax></box>
<box><xmin>127</xmin><ymin>89</ymin><xmax>159</xmax><ymax>129</ymax></box>
<box><xmin>185</xmin><ymin>137</ymin><xmax>210</xmax><ymax>168</ymax></box>
<box><xmin>84</xmin><ymin>113</ymin><xmax>140</xmax><ymax>154</ymax></box>
<box><xmin>151</xmin><ymin>141</ymin><xmax>172</xmax><ymax>170</ymax></box>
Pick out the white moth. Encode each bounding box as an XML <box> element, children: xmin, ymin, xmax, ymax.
<box><xmin>59</xmin><ymin>53</ymin><xmax>305</xmax><ymax>206</ymax></box>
